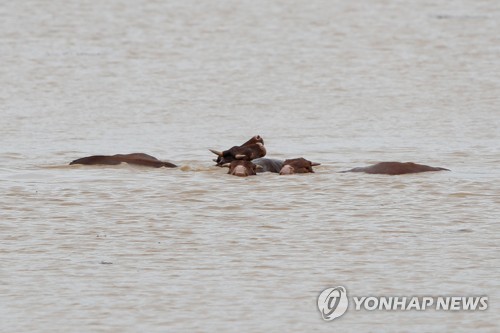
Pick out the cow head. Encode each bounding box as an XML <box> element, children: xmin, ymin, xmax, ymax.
<box><xmin>279</xmin><ymin>158</ymin><xmax>320</xmax><ymax>175</ymax></box>
<box><xmin>210</xmin><ymin>135</ymin><xmax>266</xmax><ymax>166</ymax></box>
<box><xmin>240</xmin><ymin>135</ymin><xmax>264</xmax><ymax>147</ymax></box>
<box><xmin>223</xmin><ymin>160</ymin><xmax>258</xmax><ymax>177</ymax></box>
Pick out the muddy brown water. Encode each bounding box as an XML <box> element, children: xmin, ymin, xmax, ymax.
<box><xmin>1</xmin><ymin>0</ymin><xmax>499</xmax><ymax>332</ymax></box>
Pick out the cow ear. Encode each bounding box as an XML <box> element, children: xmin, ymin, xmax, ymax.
<box><xmin>256</xmin><ymin>165</ymin><xmax>264</xmax><ymax>171</ymax></box>
<box><xmin>235</xmin><ymin>154</ymin><xmax>246</xmax><ymax>159</ymax></box>
<box><xmin>311</xmin><ymin>162</ymin><xmax>321</xmax><ymax>166</ymax></box>
<box><xmin>221</xmin><ymin>163</ymin><xmax>230</xmax><ymax>168</ymax></box>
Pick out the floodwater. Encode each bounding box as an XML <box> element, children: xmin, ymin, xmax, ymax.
<box><xmin>1</xmin><ymin>0</ymin><xmax>499</xmax><ymax>332</ymax></box>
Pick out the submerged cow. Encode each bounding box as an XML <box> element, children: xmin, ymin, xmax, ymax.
<box><xmin>223</xmin><ymin>160</ymin><xmax>258</xmax><ymax>177</ymax></box>
<box><xmin>340</xmin><ymin>162</ymin><xmax>449</xmax><ymax>175</ymax></box>
<box><xmin>223</xmin><ymin>157</ymin><xmax>320</xmax><ymax>176</ymax></box>
<box><xmin>210</xmin><ymin>135</ymin><xmax>266</xmax><ymax>166</ymax></box>
<box><xmin>69</xmin><ymin>153</ymin><xmax>177</xmax><ymax>168</ymax></box>
<box><xmin>279</xmin><ymin>158</ymin><xmax>321</xmax><ymax>175</ymax></box>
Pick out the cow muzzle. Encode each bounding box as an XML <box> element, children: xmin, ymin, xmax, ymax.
<box><xmin>279</xmin><ymin>165</ymin><xmax>295</xmax><ymax>175</ymax></box>
<box><xmin>231</xmin><ymin>165</ymin><xmax>250</xmax><ymax>177</ymax></box>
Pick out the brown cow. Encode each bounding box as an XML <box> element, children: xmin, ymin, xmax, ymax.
<box><xmin>222</xmin><ymin>158</ymin><xmax>320</xmax><ymax>176</ymax></box>
<box><xmin>279</xmin><ymin>158</ymin><xmax>321</xmax><ymax>175</ymax></box>
<box><xmin>210</xmin><ymin>135</ymin><xmax>266</xmax><ymax>166</ymax></box>
<box><xmin>69</xmin><ymin>153</ymin><xmax>177</xmax><ymax>168</ymax></box>
<box><xmin>223</xmin><ymin>160</ymin><xmax>258</xmax><ymax>177</ymax></box>
<box><xmin>340</xmin><ymin>162</ymin><xmax>449</xmax><ymax>175</ymax></box>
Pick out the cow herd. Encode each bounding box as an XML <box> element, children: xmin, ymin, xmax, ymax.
<box><xmin>69</xmin><ymin>135</ymin><xmax>450</xmax><ymax>176</ymax></box>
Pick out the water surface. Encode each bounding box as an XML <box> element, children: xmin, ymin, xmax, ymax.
<box><xmin>1</xmin><ymin>0</ymin><xmax>499</xmax><ymax>332</ymax></box>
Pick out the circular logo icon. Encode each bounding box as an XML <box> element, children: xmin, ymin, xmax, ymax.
<box><xmin>318</xmin><ymin>286</ymin><xmax>348</xmax><ymax>321</ymax></box>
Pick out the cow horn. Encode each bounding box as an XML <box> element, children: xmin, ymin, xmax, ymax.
<box><xmin>209</xmin><ymin>149</ymin><xmax>223</xmax><ymax>156</ymax></box>
<box><xmin>221</xmin><ymin>163</ymin><xmax>230</xmax><ymax>168</ymax></box>
<box><xmin>235</xmin><ymin>154</ymin><xmax>246</xmax><ymax>159</ymax></box>
<box><xmin>311</xmin><ymin>162</ymin><xmax>321</xmax><ymax>166</ymax></box>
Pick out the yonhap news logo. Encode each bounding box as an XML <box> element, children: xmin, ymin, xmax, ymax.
<box><xmin>317</xmin><ymin>286</ymin><xmax>349</xmax><ymax>321</ymax></box>
<box><xmin>318</xmin><ymin>286</ymin><xmax>488</xmax><ymax>321</ymax></box>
